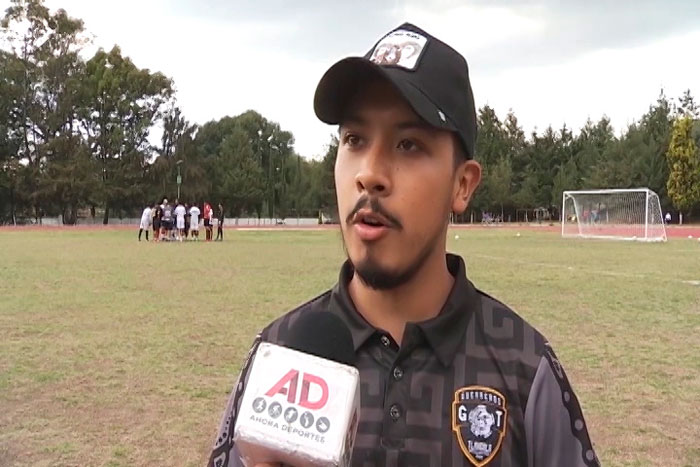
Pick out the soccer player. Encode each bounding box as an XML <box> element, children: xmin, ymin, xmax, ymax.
<box><xmin>174</xmin><ymin>200</ymin><xmax>187</xmax><ymax>242</ymax></box>
<box><xmin>203</xmin><ymin>201</ymin><xmax>213</xmax><ymax>241</ymax></box>
<box><xmin>208</xmin><ymin>23</ymin><xmax>598</xmax><ymax>467</ymax></box>
<box><xmin>138</xmin><ymin>203</ymin><xmax>152</xmax><ymax>241</ymax></box>
<box><xmin>184</xmin><ymin>203</ymin><xmax>191</xmax><ymax>240</ymax></box>
<box><xmin>152</xmin><ymin>202</ymin><xmax>162</xmax><ymax>242</ymax></box>
<box><xmin>215</xmin><ymin>203</ymin><xmax>225</xmax><ymax>241</ymax></box>
<box><xmin>161</xmin><ymin>198</ymin><xmax>173</xmax><ymax>241</ymax></box>
<box><xmin>189</xmin><ymin>203</ymin><xmax>201</xmax><ymax>241</ymax></box>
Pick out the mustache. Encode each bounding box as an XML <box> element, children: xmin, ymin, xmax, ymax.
<box><xmin>346</xmin><ymin>195</ymin><xmax>402</xmax><ymax>229</ymax></box>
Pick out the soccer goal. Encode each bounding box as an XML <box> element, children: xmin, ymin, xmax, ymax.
<box><xmin>561</xmin><ymin>188</ymin><xmax>667</xmax><ymax>242</ymax></box>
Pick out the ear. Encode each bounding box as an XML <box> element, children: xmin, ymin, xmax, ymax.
<box><xmin>451</xmin><ymin>160</ymin><xmax>482</xmax><ymax>215</ymax></box>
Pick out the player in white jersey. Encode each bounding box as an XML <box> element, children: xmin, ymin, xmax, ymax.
<box><xmin>138</xmin><ymin>204</ymin><xmax>152</xmax><ymax>241</ymax></box>
<box><xmin>174</xmin><ymin>201</ymin><xmax>187</xmax><ymax>242</ymax></box>
<box><xmin>189</xmin><ymin>204</ymin><xmax>201</xmax><ymax>241</ymax></box>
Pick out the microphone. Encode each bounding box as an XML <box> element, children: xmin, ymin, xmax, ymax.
<box><xmin>233</xmin><ymin>312</ymin><xmax>361</xmax><ymax>466</ymax></box>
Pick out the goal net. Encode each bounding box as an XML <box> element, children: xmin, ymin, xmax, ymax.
<box><xmin>561</xmin><ymin>188</ymin><xmax>667</xmax><ymax>242</ymax></box>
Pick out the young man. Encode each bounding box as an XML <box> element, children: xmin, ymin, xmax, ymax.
<box><xmin>208</xmin><ymin>23</ymin><xmax>598</xmax><ymax>467</ymax></box>
<box><xmin>184</xmin><ymin>203</ymin><xmax>191</xmax><ymax>239</ymax></box>
<box><xmin>203</xmin><ymin>201</ymin><xmax>213</xmax><ymax>241</ymax></box>
<box><xmin>174</xmin><ymin>200</ymin><xmax>187</xmax><ymax>242</ymax></box>
<box><xmin>161</xmin><ymin>198</ymin><xmax>173</xmax><ymax>241</ymax></box>
<box><xmin>215</xmin><ymin>203</ymin><xmax>225</xmax><ymax>241</ymax></box>
<box><xmin>138</xmin><ymin>204</ymin><xmax>152</xmax><ymax>241</ymax></box>
<box><xmin>152</xmin><ymin>202</ymin><xmax>162</xmax><ymax>242</ymax></box>
<box><xmin>189</xmin><ymin>203</ymin><xmax>201</xmax><ymax>241</ymax></box>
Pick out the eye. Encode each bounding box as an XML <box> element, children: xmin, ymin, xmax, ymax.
<box><xmin>397</xmin><ymin>139</ymin><xmax>421</xmax><ymax>153</ymax></box>
<box><xmin>342</xmin><ymin>132</ymin><xmax>363</xmax><ymax>148</ymax></box>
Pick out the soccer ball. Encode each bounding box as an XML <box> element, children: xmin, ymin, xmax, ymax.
<box><xmin>516</xmin><ymin>232</ymin><xmax>521</xmax><ymax>237</ymax></box>
<box><xmin>689</xmin><ymin>235</ymin><xmax>694</xmax><ymax>239</ymax></box>
<box><xmin>454</xmin><ymin>234</ymin><xmax>460</xmax><ymax>240</ymax></box>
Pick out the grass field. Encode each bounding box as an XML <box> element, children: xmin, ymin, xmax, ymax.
<box><xmin>1</xmin><ymin>227</ymin><xmax>699</xmax><ymax>467</ymax></box>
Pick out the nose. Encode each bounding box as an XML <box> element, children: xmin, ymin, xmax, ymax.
<box><xmin>354</xmin><ymin>143</ymin><xmax>391</xmax><ymax>196</ymax></box>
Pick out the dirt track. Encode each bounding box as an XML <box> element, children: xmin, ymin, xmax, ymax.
<box><xmin>3</xmin><ymin>223</ymin><xmax>700</xmax><ymax>238</ymax></box>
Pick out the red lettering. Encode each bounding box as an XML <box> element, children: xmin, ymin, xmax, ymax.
<box><xmin>299</xmin><ymin>373</ymin><xmax>329</xmax><ymax>410</ymax></box>
<box><xmin>265</xmin><ymin>369</ymin><xmax>299</xmax><ymax>403</ymax></box>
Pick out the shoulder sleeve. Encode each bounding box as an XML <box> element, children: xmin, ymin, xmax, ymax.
<box><xmin>524</xmin><ymin>343</ymin><xmax>600</xmax><ymax>467</ymax></box>
<box><xmin>207</xmin><ymin>334</ymin><xmax>262</xmax><ymax>467</ymax></box>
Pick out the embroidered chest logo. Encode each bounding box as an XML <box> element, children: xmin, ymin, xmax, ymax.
<box><xmin>452</xmin><ymin>386</ymin><xmax>508</xmax><ymax>466</ymax></box>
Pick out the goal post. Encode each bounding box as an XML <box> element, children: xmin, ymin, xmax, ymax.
<box><xmin>561</xmin><ymin>188</ymin><xmax>667</xmax><ymax>242</ymax></box>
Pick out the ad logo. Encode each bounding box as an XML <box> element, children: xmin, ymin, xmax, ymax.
<box><xmin>265</xmin><ymin>369</ymin><xmax>329</xmax><ymax>410</ymax></box>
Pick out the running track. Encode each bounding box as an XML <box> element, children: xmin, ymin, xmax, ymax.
<box><xmin>3</xmin><ymin>223</ymin><xmax>700</xmax><ymax>238</ymax></box>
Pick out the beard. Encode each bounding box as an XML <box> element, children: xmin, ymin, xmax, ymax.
<box><xmin>342</xmin><ymin>223</ymin><xmax>445</xmax><ymax>290</ymax></box>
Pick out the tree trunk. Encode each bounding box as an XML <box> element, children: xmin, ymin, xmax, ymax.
<box><xmin>62</xmin><ymin>204</ymin><xmax>77</xmax><ymax>225</ymax></box>
<box><xmin>103</xmin><ymin>203</ymin><xmax>110</xmax><ymax>225</ymax></box>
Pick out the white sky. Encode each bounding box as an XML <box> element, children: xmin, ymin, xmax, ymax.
<box><xmin>12</xmin><ymin>0</ymin><xmax>700</xmax><ymax>159</ymax></box>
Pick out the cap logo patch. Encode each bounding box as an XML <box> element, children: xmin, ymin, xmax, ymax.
<box><xmin>452</xmin><ymin>386</ymin><xmax>507</xmax><ymax>466</ymax></box>
<box><xmin>369</xmin><ymin>29</ymin><xmax>428</xmax><ymax>70</ymax></box>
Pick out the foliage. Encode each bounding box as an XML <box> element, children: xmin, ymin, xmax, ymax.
<box><xmin>666</xmin><ymin>116</ymin><xmax>700</xmax><ymax>214</ymax></box>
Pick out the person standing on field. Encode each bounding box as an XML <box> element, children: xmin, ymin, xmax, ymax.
<box><xmin>152</xmin><ymin>202</ymin><xmax>162</xmax><ymax>242</ymax></box>
<box><xmin>215</xmin><ymin>203</ymin><xmax>225</xmax><ymax>241</ymax></box>
<box><xmin>174</xmin><ymin>200</ymin><xmax>187</xmax><ymax>242</ymax></box>
<box><xmin>184</xmin><ymin>203</ymin><xmax>191</xmax><ymax>239</ymax></box>
<box><xmin>161</xmin><ymin>198</ymin><xmax>174</xmax><ymax>241</ymax></box>
<box><xmin>189</xmin><ymin>203</ymin><xmax>201</xmax><ymax>241</ymax></box>
<box><xmin>203</xmin><ymin>201</ymin><xmax>213</xmax><ymax>241</ymax></box>
<box><xmin>138</xmin><ymin>204</ymin><xmax>152</xmax><ymax>241</ymax></box>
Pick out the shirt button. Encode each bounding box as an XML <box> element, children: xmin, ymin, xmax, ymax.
<box><xmin>380</xmin><ymin>335</ymin><xmax>391</xmax><ymax>347</ymax></box>
<box><xmin>392</xmin><ymin>366</ymin><xmax>403</xmax><ymax>381</ymax></box>
<box><xmin>389</xmin><ymin>404</ymin><xmax>402</xmax><ymax>421</ymax></box>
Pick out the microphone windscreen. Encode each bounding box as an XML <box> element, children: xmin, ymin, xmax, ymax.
<box><xmin>286</xmin><ymin>312</ymin><xmax>355</xmax><ymax>367</ymax></box>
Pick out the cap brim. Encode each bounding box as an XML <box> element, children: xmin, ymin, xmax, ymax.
<box><xmin>314</xmin><ymin>57</ymin><xmax>457</xmax><ymax>133</ymax></box>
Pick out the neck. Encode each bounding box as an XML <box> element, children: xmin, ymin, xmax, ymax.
<box><xmin>348</xmin><ymin>249</ymin><xmax>454</xmax><ymax>345</ymax></box>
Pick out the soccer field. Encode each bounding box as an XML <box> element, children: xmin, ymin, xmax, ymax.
<box><xmin>1</xmin><ymin>227</ymin><xmax>699</xmax><ymax>467</ymax></box>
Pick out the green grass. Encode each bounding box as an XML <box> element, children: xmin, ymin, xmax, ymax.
<box><xmin>0</xmin><ymin>227</ymin><xmax>699</xmax><ymax>466</ymax></box>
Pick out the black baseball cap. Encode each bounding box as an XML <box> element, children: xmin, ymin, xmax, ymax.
<box><xmin>314</xmin><ymin>22</ymin><xmax>477</xmax><ymax>159</ymax></box>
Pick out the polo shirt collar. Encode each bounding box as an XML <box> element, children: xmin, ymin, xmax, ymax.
<box><xmin>329</xmin><ymin>253</ymin><xmax>478</xmax><ymax>367</ymax></box>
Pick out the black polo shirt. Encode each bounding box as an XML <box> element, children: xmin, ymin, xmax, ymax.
<box><xmin>208</xmin><ymin>254</ymin><xmax>599</xmax><ymax>467</ymax></box>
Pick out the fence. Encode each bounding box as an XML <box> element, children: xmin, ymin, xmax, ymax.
<box><xmin>27</xmin><ymin>216</ymin><xmax>325</xmax><ymax>227</ymax></box>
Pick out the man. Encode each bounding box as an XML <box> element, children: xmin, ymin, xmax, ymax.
<box><xmin>138</xmin><ymin>203</ymin><xmax>152</xmax><ymax>241</ymax></box>
<box><xmin>152</xmin><ymin>202</ymin><xmax>162</xmax><ymax>242</ymax></box>
<box><xmin>665</xmin><ymin>212</ymin><xmax>671</xmax><ymax>224</ymax></box>
<box><xmin>174</xmin><ymin>200</ymin><xmax>187</xmax><ymax>242</ymax></box>
<box><xmin>215</xmin><ymin>203</ymin><xmax>225</xmax><ymax>241</ymax></box>
<box><xmin>161</xmin><ymin>198</ymin><xmax>173</xmax><ymax>241</ymax></box>
<box><xmin>189</xmin><ymin>203</ymin><xmax>201</xmax><ymax>241</ymax></box>
<box><xmin>208</xmin><ymin>23</ymin><xmax>598</xmax><ymax>467</ymax></box>
<box><xmin>203</xmin><ymin>201</ymin><xmax>213</xmax><ymax>241</ymax></box>
<box><xmin>184</xmin><ymin>203</ymin><xmax>191</xmax><ymax>239</ymax></box>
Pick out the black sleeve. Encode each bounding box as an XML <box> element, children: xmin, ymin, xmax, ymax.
<box><xmin>207</xmin><ymin>335</ymin><xmax>261</xmax><ymax>467</ymax></box>
<box><xmin>524</xmin><ymin>343</ymin><xmax>600</xmax><ymax>467</ymax></box>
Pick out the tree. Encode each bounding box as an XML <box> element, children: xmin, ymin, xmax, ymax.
<box><xmin>1</xmin><ymin>0</ymin><xmax>88</xmax><ymax>222</ymax></box>
<box><xmin>666</xmin><ymin>116</ymin><xmax>700</xmax><ymax>218</ymax></box>
<box><xmin>678</xmin><ymin>89</ymin><xmax>699</xmax><ymax>118</ymax></box>
<box><xmin>484</xmin><ymin>157</ymin><xmax>513</xmax><ymax>219</ymax></box>
<box><xmin>80</xmin><ymin>46</ymin><xmax>173</xmax><ymax>223</ymax></box>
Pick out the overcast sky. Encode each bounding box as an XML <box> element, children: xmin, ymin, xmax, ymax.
<box><xmin>24</xmin><ymin>0</ymin><xmax>700</xmax><ymax>158</ymax></box>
